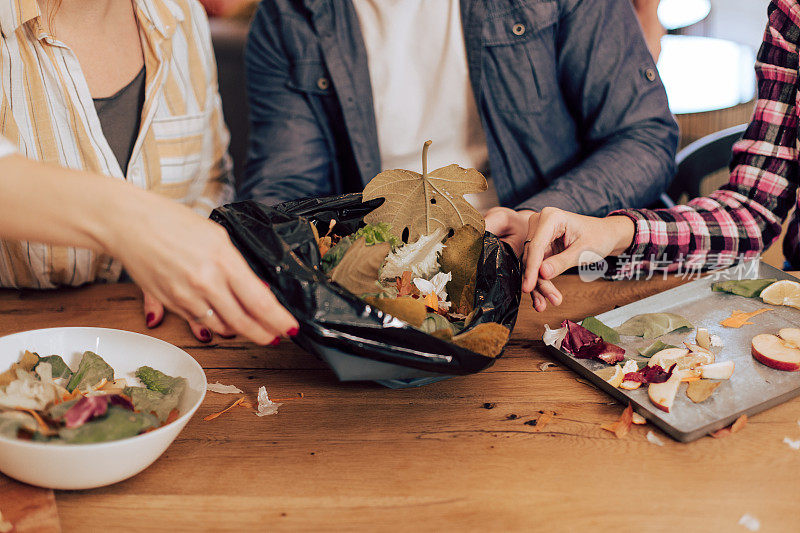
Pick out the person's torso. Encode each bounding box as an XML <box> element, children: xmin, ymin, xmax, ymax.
<box><xmin>265</xmin><ymin>0</ymin><xmax>583</xmax><ymax>207</ymax></box>
<box><xmin>0</xmin><ymin>0</ymin><xmax>232</xmax><ymax>288</ymax></box>
<box><xmin>351</xmin><ymin>0</ymin><xmax>498</xmax><ymax>212</ymax></box>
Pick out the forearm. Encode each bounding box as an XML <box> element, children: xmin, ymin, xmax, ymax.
<box><xmin>0</xmin><ymin>155</ymin><xmax>155</xmax><ymax>254</ymax></box>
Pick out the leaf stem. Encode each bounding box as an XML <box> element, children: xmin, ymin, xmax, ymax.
<box><xmin>422</xmin><ymin>140</ymin><xmax>432</xmax><ymax>177</ymax></box>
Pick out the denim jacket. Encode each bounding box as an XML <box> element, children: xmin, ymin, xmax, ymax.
<box><xmin>240</xmin><ymin>0</ymin><xmax>679</xmax><ymax>216</ymax></box>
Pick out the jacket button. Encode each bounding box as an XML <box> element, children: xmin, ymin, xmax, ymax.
<box><xmin>512</xmin><ymin>23</ymin><xmax>525</xmax><ymax>36</ymax></box>
<box><xmin>645</xmin><ymin>68</ymin><xmax>656</xmax><ymax>82</ymax></box>
<box><xmin>317</xmin><ymin>77</ymin><xmax>330</xmax><ymax>90</ymax></box>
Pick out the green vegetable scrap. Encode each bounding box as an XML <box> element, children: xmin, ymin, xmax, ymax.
<box><xmin>581</xmin><ymin>316</ymin><xmax>620</xmax><ymax>344</ymax></box>
<box><xmin>638</xmin><ymin>339</ymin><xmax>677</xmax><ymax>358</ymax></box>
<box><xmin>67</xmin><ymin>351</ymin><xmax>114</xmax><ymax>392</ymax></box>
<box><xmin>420</xmin><ymin>313</ymin><xmax>457</xmax><ymax>336</ymax></box>
<box><xmin>124</xmin><ymin>386</ymin><xmax>179</xmax><ymax>423</ymax></box>
<box><xmin>130</xmin><ymin>366</ymin><xmax>187</xmax><ymax>423</ymax></box>
<box><xmin>711</xmin><ymin>278</ymin><xmax>777</xmax><ymax>298</ymax></box>
<box><xmin>321</xmin><ymin>235</ymin><xmax>354</xmax><ymax>273</ymax></box>
<box><xmin>136</xmin><ymin>366</ymin><xmax>186</xmax><ymax>396</ymax></box>
<box><xmin>615</xmin><ymin>313</ymin><xmax>693</xmax><ymax>339</ymax></box>
<box><xmin>58</xmin><ymin>406</ymin><xmax>158</xmax><ymax>444</ymax></box>
<box><xmin>37</xmin><ymin>355</ymin><xmax>73</xmax><ymax>380</ymax></box>
<box><xmin>354</xmin><ymin>222</ymin><xmax>401</xmax><ymax>248</ymax></box>
<box><xmin>45</xmin><ymin>398</ymin><xmax>80</xmax><ymax>421</ymax></box>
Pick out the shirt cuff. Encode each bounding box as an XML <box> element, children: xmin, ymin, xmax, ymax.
<box><xmin>607</xmin><ymin>208</ymin><xmax>653</xmax><ymax>258</ymax></box>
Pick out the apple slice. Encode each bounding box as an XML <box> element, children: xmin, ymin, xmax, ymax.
<box><xmin>683</xmin><ymin>343</ymin><xmax>716</xmax><ymax>364</ymax></box>
<box><xmin>620</xmin><ymin>380</ymin><xmax>642</xmax><ymax>390</ymax></box>
<box><xmin>648</xmin><ymin>370</ymin><xmax>682</xmax><ymax>413</ymax></box>
<box><xmin>695</xmin><ymin>328</ymin><xmax>711</xmax><ymax>350</ymax></box>
<box><xmin>752</xmin><ymin>333</ymin><xmax>800</xmax><ymax>371</ymax></box>
<box><xmin>778</xmin><ymin>328</ymin><xmax>800</xmax><ymax>349</ymax></box>
<box><xmin>700</xmin><ymin>361</ymin><xmax>735</xmax><ymax>379</ymax></box>
<box><xmin>648</xmin><ymin>348</ymin><xmax>689</xmax><ymax>368</ymax></box>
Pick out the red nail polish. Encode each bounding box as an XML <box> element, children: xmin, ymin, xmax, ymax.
<box><xmin>270</xmin><ymin>337</ymin><xmax>281</xmax><ymax>346</ymax></box>
<box><xmin>287</xmin><ymin>327</ymin><xmax>299</xmax><ymax>337</ymax></box>
<box><xmin>219</xmin><ymin>333</ymin><xmax>236</xmax><ymax>339</ymax></box>
<box><xmin>146</xmin><ymin>313</ymin><xmax>156</xmax><ymax>328</ymax></box>
<box><xmin>199</xmin><ymin>329</ymin><xmax>212</xmax><ymax>342</ymax></box>
<box><xmin>263</xmin><ymin>280</ymin><xmax>270</xmax><ymax>288</ymax></box>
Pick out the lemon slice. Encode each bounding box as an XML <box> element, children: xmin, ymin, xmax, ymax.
<box><xmin>606</xmin><ymin>365</ymin><xmax>624</xmax><ymax>388</ymax></box>
<box><xmin>760</xmin><ymin>280</ymin><xmax>800</xmax><ymax>306</ymax></box>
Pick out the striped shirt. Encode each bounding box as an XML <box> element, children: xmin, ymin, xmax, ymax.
<box><xmin>610</xmin><ymin>0</ymin><xmax>800</xmax><ymax>276</ymax></box>
<box><xmin>0</xmin><ymin>0</ymin><xmax>233</xmax><ymax>288</ymax></box>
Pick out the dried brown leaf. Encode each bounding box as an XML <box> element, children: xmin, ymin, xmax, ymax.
<box><xmin>686</xmin><ymin>380</ymin><xmax>722</xmax><ymax>403</ymax></box>
<box><xmin>710</xmin><ymin>415</ymin><xmax>748</xmax><ymax>438</ymax></box>
<box><xmin>601</xmin><ymin>404</ymin><xmax>633</xmax><ymax>438</ymax></box>
<box><xmin>364</xmin><ymin>296</ymin><xmax>428</xmax><ymax>327</ymax></box>
<box><xmin>329</xmin><ymin>238</ymin><xmax>391</xmax><ymax>296</ymax></box>
<box><xmin>441</xmin><ymin>225</ymin><xmax>482</xmax><ymax>312</ymax></box>
<box><xmin>731</xmin><ymin>414</ymin><xmax>748</xmax><ymax>433</ymax></box>
<box><xmin>533</xmin><ymin>411</ymin><xmax>555</xmax><ymax>431</ymax></box>
<box><xmin>362</xmin><ymin>141</ymin><xmax>487</xmax><ymax>242</ymax></box>
<box><xmin>452</xmin><ymin>323</ymin><xmax>510</xmax><ymax>357</ymax></box>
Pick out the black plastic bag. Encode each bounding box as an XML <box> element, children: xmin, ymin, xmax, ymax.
<box><xmin>210</xmin><ymin>193</ymin><xmax>522</xmax><ymax>384</ymax></box>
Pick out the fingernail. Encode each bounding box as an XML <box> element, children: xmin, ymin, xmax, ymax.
<box><xmin>219</xmin><ymin>333</ymin><xmax>236</xmax><ymax>339</ymax></box>
<box><xmin>199</xmin><ymin>328</ymin><xmax>212</xmax><ymax>343</ymax></box>
<box><xmin>263</xmin><ymin>280</ymin><xmax>270</xmax><ymax>288</ymax></box>
<box><xmin>287</xmin><ymin>327</ymin><xmax>299</xmax><ymax>337</ymax></box>
<box><xmin>270</xmin><ymin>337</ymin><xmax>281</xmax><ymax>346</ymax></box>
<box><xmin>146</xmin><ymin>313</ymin><xmax>156</xmax><ymax>328</ymax></box>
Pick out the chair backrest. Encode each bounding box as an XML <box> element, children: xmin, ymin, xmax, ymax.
<box><xmin>661</xmin><ymin>123</ymin><xmax>748</xmax><ymax>207</ymax></box>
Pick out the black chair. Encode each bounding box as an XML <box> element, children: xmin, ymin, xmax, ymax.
<box><xmin>660</xmin><ymin>123</ymin><xmax>748</xmax><ymax>207</ymax></box>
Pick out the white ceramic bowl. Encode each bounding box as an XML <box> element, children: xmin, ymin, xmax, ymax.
<box><xmin>0</xmin><ymin>327</ymin><xmax>206</xmax><ymax>490</ymax></box>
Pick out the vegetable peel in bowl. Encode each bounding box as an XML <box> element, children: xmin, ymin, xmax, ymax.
<box><xmin>0</xmin><ymin>351</ymin><xmax>186</xmax><ymax>443</ymax></box>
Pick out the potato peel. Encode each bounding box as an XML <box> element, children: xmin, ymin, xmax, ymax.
<box><xmin>686</xmin><ymin>380</ymin><xmax>722</xmax><ymax>403</ymax></box>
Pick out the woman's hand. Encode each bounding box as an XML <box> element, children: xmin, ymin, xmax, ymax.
<box><xmin>486</xmin><ymin>207</ymin><xmax>635</xmax><ymax>312</ymax></box>
<box><xmin>103</xmin><ymin>191</ymin><xmax>299</xmax><ymax>346</ymax></box>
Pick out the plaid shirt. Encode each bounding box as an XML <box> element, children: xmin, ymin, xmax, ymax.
<box><xmin>611</xmin><ymin>0</ymin><xmax>800</xmax><ymax>275</ymax></box>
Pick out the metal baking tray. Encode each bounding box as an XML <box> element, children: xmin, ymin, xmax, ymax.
<box><xmin>545</xmin><ymin>260</ymin><xmax>800</xmax><ymax>442</ymax></box>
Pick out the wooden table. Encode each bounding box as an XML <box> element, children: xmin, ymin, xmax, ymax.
<box><xmin>2</xmin><ymin>276</ymin><xmax>800</xmax><ymax>532</ymax></box>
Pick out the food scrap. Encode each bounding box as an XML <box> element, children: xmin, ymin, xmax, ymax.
<box><xmin>533</xmin><ymin>410</ymin><xmax>555</xmax><ymax>431</ymax></box>
<box><xmin>738</xmin><ymin>513</ymin><xmax>761</xmax><ymax>532</ymax></box>
<box><xmin>711</xmin><ymin>278</ymin><xmax>776</xmax><ymax>298</ymax></box>
<box><xmin>783</xmin><ymin>437</ymin><xmax>800</xmax><ymax>450</ymax></box>
<box><xmin>720</xmin><ymin>308</ymin><xmax>772</xmax><ymax>328</ymax></box>
<box><xmin>751</xmin><ymin>328</ymin><xmax>800</xmax><ymax>371</ymax></box>
<box><xmin>600</xmin><ymin>403</ymin><xmax>633</xmax><ymax>438</ymax></box>
<box><xmin>207</xmin><ymin>382</ymin><xmax>244</xmax><ymax>394</ymax></box>
<box><xmin>710</xmin><ymin>414</ymin><xmax>748</xmax><ymax>439</ymax></box>
<box><xmin>759</xmin><ymin>279</ymin><xmax>800</xmax><ymax>308</ymax></box>
<box><xmin>615</xmin><ymin>312</ymin><xmax>692</xmax><ymax>339</ymax></box>
<box><xmin>256</xmin><ymin>386</ymin><xmax>282</xmax><ymax>417</ymax></box>
<box><xmin>559</xmin><ymin>320</ymin><xmax>625</xmax><ymax>364</ymax></box>
<box><xmin>313</xmin><ymin>141</ymin><xmax>510</xmax><ymax>358</ymax></box>
<box><xmin>646</xmin><ymin>430</ymin><xmax>664</xmax><ymax>446</ymax></box>
<box><xmin>538</xmin><ymin>362</ymin><xmax>556</xmax><ymax>372</ymax></box>
<box><xmin>203</xmin><ymin>397</ymin><xmax>245</xmax><ymax>421</ymax></box>
<box><xmin>686</xmin><ymin>380</ymin><xmax>722</xmax><ymax>403</ymax></box>
<box><xmin>0</xmin><ymin>351</ymin><xmax>184</xmax><ymax>443</ymax></box>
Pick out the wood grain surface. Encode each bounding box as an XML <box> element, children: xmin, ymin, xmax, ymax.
<box><xmin>0</xmin><ymin>476</ymin><xmax>60</xmax><ymax>532</ymax></box>
<box><xmin>1</xmin><ymin>276</ymin><xmax>799</xmax><ymax>532</ymax></box>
